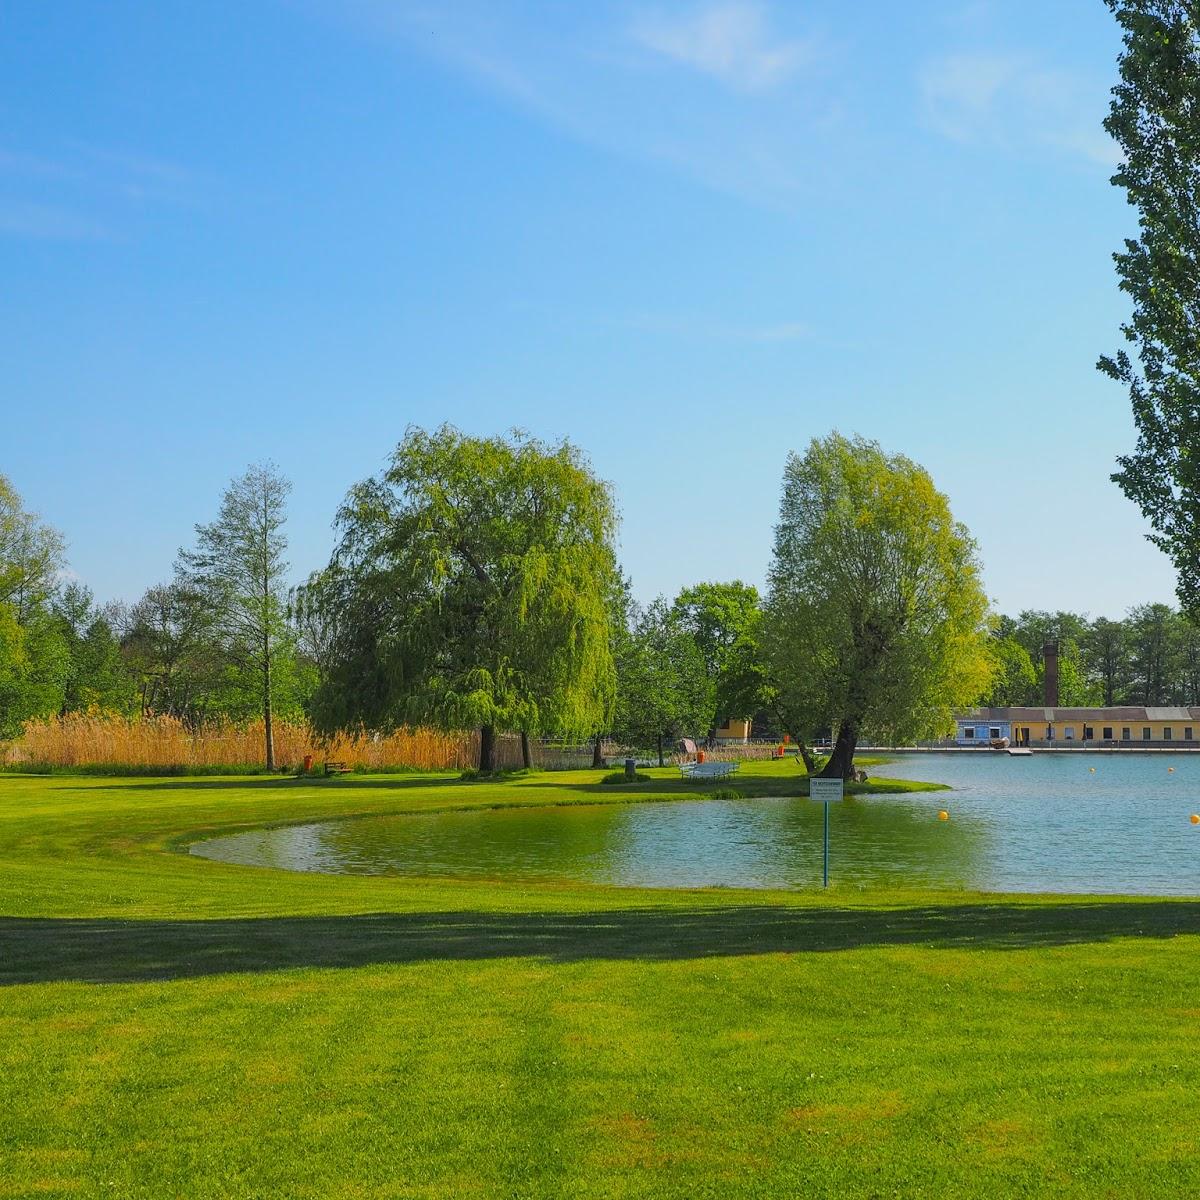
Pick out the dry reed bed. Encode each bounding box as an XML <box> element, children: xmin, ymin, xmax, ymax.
<box><xmin>4</xmin><ymin>714</ymin><xmax>480</xmax><ymax>771</ymax></box>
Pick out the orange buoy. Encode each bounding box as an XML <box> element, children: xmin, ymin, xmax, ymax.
<box><xmin>1169</xmin><ymin>767</ymin><xmax>1175</xmax><ymax>773</ymax></box>
<box><xmin>1191</xmin><ymin>814</ymin><xmax>1200</xmax><ymax>825</ymax></box>
<box><xmin>937</xmin><ymin>810</ymin><xmax>949</xmax><ymax>821</ymax></box>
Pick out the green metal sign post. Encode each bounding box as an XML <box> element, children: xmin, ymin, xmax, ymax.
<box><xmin>809</xmin><ymin>778</ymin><xmax>845</xmax><ymax>887</ymax></box>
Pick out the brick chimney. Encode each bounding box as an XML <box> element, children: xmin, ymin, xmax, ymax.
<box><xmin>1043</xmin><ymin>641</ymin><xmax>1059</xmax><ymax>708</ymax></box>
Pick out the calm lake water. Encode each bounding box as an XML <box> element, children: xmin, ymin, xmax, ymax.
<box><xmin>190</xmin><ymin>753</ymin><xmax>1200</xmax><ymax>894</ymax></box>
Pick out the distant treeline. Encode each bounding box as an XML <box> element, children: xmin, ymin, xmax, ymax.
<box><xmin>0</xmin><ymin>464</ymin><xmax>762</xmax><ymax>764</ymax></box>
<box><xmin>988</xmin><ymin>608</ymin><xmax>1200</xmax><ymax>707</ymax></box>
<box><xmin>0</xmin><ymin>472</ymin><xmax>317</xmax><ymax>740</ymax></box>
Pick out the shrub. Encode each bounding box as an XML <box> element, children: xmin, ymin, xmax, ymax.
<box><xmin>599</xmin><ymin>770</ymin><xmax>651</xmax><ymax>784</ymax></box>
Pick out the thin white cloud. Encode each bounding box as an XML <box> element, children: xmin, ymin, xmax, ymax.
<box><xmin>630</xmin><ymin>1</ymin><xmax>811</xmax><ymax>92</ymax></box>
<box><xmin>0</xmin><ymin>142</ymin><xmax>216</xmax><ymax>241</ymax></box>
<box><xmin>316</xmin><ymin>1</ymin><xmax>840</xmax><ymax>215</ymax></box>
<box><xmin>920</xmin><ymin>51</ymin><xmax>1118</xmax><ymax>167</ymax></box>
<box><xmin>0</xmin><ymin>202</ymin><xmax>110</xmax><ymax>241</ymax></box>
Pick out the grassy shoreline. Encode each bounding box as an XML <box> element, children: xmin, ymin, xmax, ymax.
<box><xmin>4</xmin><ymin>760</ymin><xmax>1200</xmax><ymax>1197</ymax></box>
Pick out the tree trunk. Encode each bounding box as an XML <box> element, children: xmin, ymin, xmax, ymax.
<box><xmin>263</xmin><ymin>634</ymin><xmax>275</xmax><ymax>770</ymax></box>
<box><xmin>796</xmin><ymin>741</ymin><xmax>818</xmax><ymax>774</ymax></box>
<box><xmin>657</xmin><ymin>732</ymin><xmax>664</xmax><ymax>768</ymax></box>
<box><xmin>820</xmin><ymin>720</ymin><xmax>858</xmax><ymax>780</ymax></box>
<box><xmin>592</xmin><ymin>733</ymin><xmax>604</xmax><ymax>769</ymax></box>
<box><xmin>520</xmin><ymin>730</ymin><xmax>532</xmax><ymax>769</ymax></box>
<box><xmin>479</xmin><ymin>724</ymin><xmax>497</xmax><ymax>772</ymax></box>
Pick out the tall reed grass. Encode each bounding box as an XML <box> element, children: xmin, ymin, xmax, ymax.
<box><xmin>4</xmin><ymin>713</ymin><xmax>480</xmax><ymax>772</ymax></box>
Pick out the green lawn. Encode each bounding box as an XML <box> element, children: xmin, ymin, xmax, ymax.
<box><xmin>2</xmin><ymin>760</ymin><xmax>1199</xmax><ymax>1198</ymax></box>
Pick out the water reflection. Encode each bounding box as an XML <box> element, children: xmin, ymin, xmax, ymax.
<box><xmin>190</xmin><ymin>754</ymin><xmax>1200</xmax><ymax>894</ymax></box>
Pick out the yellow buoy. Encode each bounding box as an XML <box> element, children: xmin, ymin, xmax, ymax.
<box><xmin>1089</xmin><ymin>767</ymin><xmax>1096</xmax><ymax>773</ymax></box>
<box><xmin>937</xmin><ymin>810</ymin><xmax>949</xmax><ymax>821</ymax></box>
<box><xmin>1191</xmin><ymin>814</ymin><xmax>1200</xmax><ymax>825</ymax></box>
<box><xmin>1169</xmin><ymin>767</ymin><xmax>1176</xmax><ymax>773</ymax></box>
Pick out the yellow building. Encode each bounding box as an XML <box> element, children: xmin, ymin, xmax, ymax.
<box><xmin>713</xmin><ymin>717</ymin><xmax>752</xmax><ymax>743</ymax></box>
<box><xmin>1001</xmin><ymin>707</ymin><xmax>1200</xmax><ymax>747</ymax></box>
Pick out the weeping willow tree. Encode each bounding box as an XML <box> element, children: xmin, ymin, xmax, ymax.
<box><xmin>762</xmin><ymin>434</ymin><xmax>994</xmax><ymax>780</ymax></box>
<box><xmin>307</xmin><ymin>426</ymin><xmax>618</xmax><ymax>771</ymax></box>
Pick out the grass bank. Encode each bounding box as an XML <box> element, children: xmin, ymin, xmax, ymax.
<box><xmin>2</xmin><ymin>760</ymin><xmax>1198</xmax><ymax>1197</ymax></box>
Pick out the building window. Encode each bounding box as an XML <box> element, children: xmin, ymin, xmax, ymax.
<box><xmin>1064</xmin><ymin>726</ymin><xmax>1075</xmax><ymax>740</ymax></box>
<box><xmin>989</xmin><ymin>727</ymin><xmax>1001</xmax><ymax>739</ymax></box>
<box><xmin>1083</xmin><ymin>726</ymin><xmax>1094</xmax><ymax>740</ymax></box>
<box><xmin>1165</xmin><ymin>727</ymin><xmax>1173</xmax><ymax>740</ymax></box>
<box><xmin>1143</xmin><ymin>727</ymin><xmax>1152</xmax><ymax>740</ymax></box>
<box><xmin>1122</xmin><ymin>727</ymin><xmax>1131</xmax><ymax>740</ymax></box>
<box><xmin>1103</xmin><ymin>727</ymin><xmax>1113</xmax><ymax>740</ymax></box>
<box><xmin>1047</xmin><ymin>725</ymin><xmax>1055</xmax><ymax>740</ymax></box>
<box><xmin>963</xmin><ymin>727</ymin><xmax>974</xmax><ymax>739</ymax></box>
<box><xmin>1187</xmin><ymin>728</ymin><xmax>1194</xmax><ymax>741</ymax></box>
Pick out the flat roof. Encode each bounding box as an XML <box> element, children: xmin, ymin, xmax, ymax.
<box><xmin>959</xmin><ymin>707</ymin><xmax>1200</xmax><ymax>722</ymax></box>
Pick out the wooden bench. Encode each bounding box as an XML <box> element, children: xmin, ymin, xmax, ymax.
<box><xmin>678</xmin><ymin>760</ymin><xmax>739</xmax><ymax>781</ymax></box>
<box><xmin>324</xmin><ymin>760</ymin><xmax>351</xmax><ymax>777</ymax></box>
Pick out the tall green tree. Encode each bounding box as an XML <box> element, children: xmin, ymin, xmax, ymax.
<box><xmin>0</xmin><ymin>602</ymin><xmax>29</xmax><ymax>738</ymax></box>
<box><xmin>311</xmin><ymin>426</ymin><xmax>618</xmax><ymax>771</ymax></box>
<box><xmin>178</xmin><ymin>463</ymin><xmax>293</xmax><ymax>767</ymax></box>
<box><xmin>1084</xmin><ymin>617</ymin><xmax>1132</xmax><ymax>705</ymax></box>
<box><xmin>123</xmin><ymin>582</ymin><xmax>225</xmax><ymax>720</ymax></box>
<box><xmin>0</xmin><ymin>475</ymin><xmax>70</xmax><ymax>734</ymax></box>
<box><xmin>53</xmin><ymin>584</ymin><xmax>136</xmax><ymax>715</ymax></box>
<box><xmin>0</xmin><ymin>474</ymin><xmax>65</xmax><ymax>623</ymax></box>
<box><xmin>985</xmin><ymin>636</ymin><xmax>1038</xmax><ymax>707</ymax></box>
<box><xmin>1100</xmin><ymin>2</ymin><xmax>1200</xmax><ymax>613</ymax></box>
<box><xmin>763</xmin><ymin>434</ymin><xmax>993</xmax><ymax>779</ymax></box>
<box><xmin>1125</xmin><ymin>601</ymin><xmax>1181</xmax><ymax>703</ymax></box>
<box><xmin>613</xmin><ymin>598</ymin><xmax>715</xmax><ymax>766</ymax></box>
<box><xmin>671</xmin><ymin>581</ymin><xmax>770</xmax><ymax>727</ymax></box>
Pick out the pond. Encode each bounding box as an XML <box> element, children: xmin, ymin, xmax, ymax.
<box><xmin>190</xmin><ymin>752</ymin><xmax>1200</xmax><ymax>894</ymax></box>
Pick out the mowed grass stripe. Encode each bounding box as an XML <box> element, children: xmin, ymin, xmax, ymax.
<box><xmin>2</xmin><ymin>763</ymin><xmax>1200</xmax><ymax>1197</ymax></box>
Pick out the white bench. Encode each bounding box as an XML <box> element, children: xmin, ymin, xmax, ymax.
<box><xmin>678</xmin><ymin>760</ymin><xmax>739</xmax><ymax>781</ymax></box>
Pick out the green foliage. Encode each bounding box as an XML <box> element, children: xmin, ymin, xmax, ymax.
<box><xmin>988</xmin><ymin>604</ymin><xmax>1200</xmax><ymax>707</ymax></box>
<box><xmin>0</xmin><ymin>601</ymin><xmax>29</xmax><ymax>739</ymax></box>
<box><xmin>763</xmin><ymin>433</ymin><xmax>993</xmax><ymax>777</ymax></box>
<box><xmin>0</xmin><ymin>473</ymin><xmax>65</xmax><ymax>622</ymax></box>
<box><xmin>309</xmin><ymin>426</ymin><xmax>619</xmax><ymax>770</ymax></box>
<box><xmin>0</xmin><ymin>476</ymin><xmax>76</xmax><ymax>736</ymax></box>
<box><xmin>459</xmin><ymin>766</ymin><xmax>539</xmax><ymax>782</ymax></box>
<box><xmin>53</xmin><ymin>584</ymin><xmax>138</xmax><ymax>716</ymax></box>
<box><xmin>612</xmin><ymin>597</ymin><xmax>715</xmax><ymax>764</ymax></box>
<box><xmin>177</xmin><ymin>463</ymin><xmax>295</xmax><ymax>766</ymax></box>
<box><xmin>671</xmin><ymin>581</ymin><xmax>772</xmax><ymax>724</ymax></box>
<box><xmin>985</xmin><ymin>636</ymin><xmax>1038</xmax><ymax>706</ymax></box>
<box><xmin>1084</xmin><ymin>616</ymin><xmax>1132</xmax><ymax>705</ymax></box>
<box><xmin>1100</xmin><ymin>2</ymin><xmax>1200</xmax><ymax>614</ymax></box>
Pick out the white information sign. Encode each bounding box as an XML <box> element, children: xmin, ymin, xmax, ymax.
<box><xmin>809</xmin><ymin>778</ymin><xmax>844</xmax><ymax>803</ymax></box>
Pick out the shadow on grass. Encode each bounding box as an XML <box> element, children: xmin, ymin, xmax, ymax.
<box><xmin>2</xmin><ymin>902</ymin><xmax>1198</xmax><ymax>984</ymax></box>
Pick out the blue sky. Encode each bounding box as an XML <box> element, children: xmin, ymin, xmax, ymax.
<box><xmin>0</xmin><ymin>0</ymin><xmax>1175</xmax><ymax>619</ymax></box>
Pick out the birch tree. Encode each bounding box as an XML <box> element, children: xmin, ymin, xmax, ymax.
<box><xmin>178</xmin><ymin>463</ymin><xmax>293</xmax><ymax>768</ymax></box>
